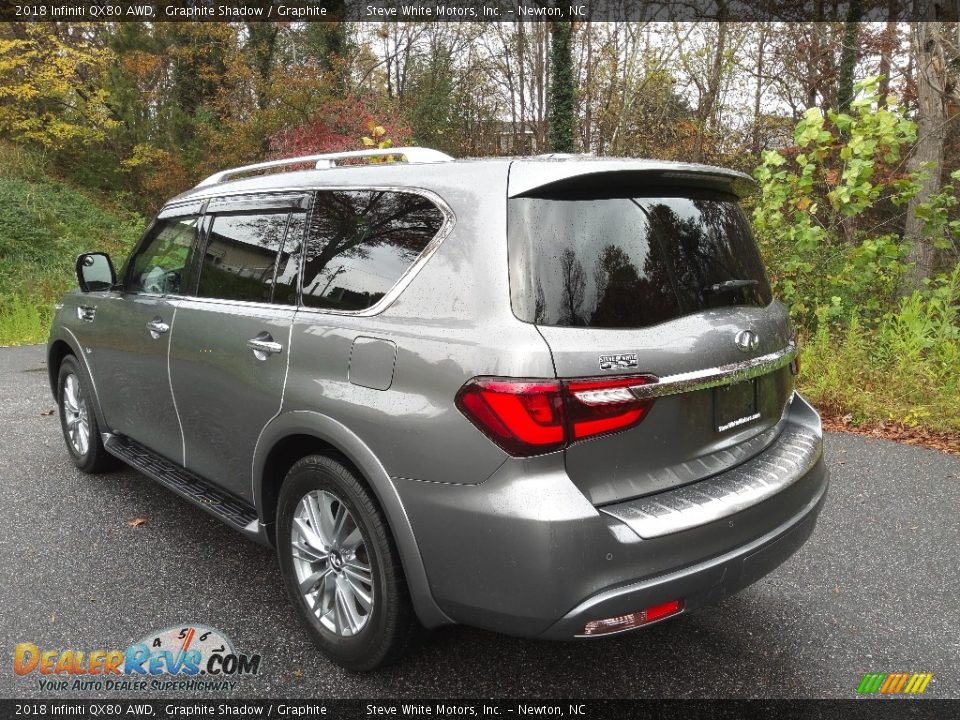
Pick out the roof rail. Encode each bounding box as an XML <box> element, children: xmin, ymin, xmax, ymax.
<box><xmin>195</xmin><ymin>147</ymin><xmax>454</xmax><ymax>188</ymax></box>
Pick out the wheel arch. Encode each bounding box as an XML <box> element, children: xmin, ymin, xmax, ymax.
<box><xmin>47</xmin><ymin>332</ymin><xmax>109</xmax><ymax>432</ymax></box>
<box><xmin>48</xmin><ymin>339</ymin><xmax>74</xmax><ymax>395</ymax></box>
<box><xmin>252</xmin><ymin>410</ymin><xmax>452</xmax><ymax>630</ymax></box>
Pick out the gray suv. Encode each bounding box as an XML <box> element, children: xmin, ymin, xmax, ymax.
<box><xmin>49</xmin><ymin>149</ymin><xmax>828</xmax><ymax>671</ymax></box>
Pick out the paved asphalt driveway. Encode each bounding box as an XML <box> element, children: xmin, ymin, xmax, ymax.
<box><xmin>1</xmin><ymin>344</ymin><xmax>957</xmax><ymax>699</ymax></box>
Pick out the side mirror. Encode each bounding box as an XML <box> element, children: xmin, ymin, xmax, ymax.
<box><xmin>76</xmin><ymin>252</ymin><xmax>116</xmax><ymax>292</ymax></box>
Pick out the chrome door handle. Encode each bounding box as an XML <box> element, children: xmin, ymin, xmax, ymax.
<box><xmin>146</xmin><ymin>319</ymin><xmax>170</xmax><ymax>339</ymax></box>
<box><xmin>247</xmin><ymin>337</ymin><xmax>283</xmax><ymax>359</ymax></box>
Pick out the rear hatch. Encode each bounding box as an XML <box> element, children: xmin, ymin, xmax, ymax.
<box><xmin>507</xmin><ymin>162</ymin><xmax>795</xmax><ymax>506</ymax></box>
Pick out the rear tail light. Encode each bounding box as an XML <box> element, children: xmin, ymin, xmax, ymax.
<box><xmin>565</xmin><ymin>376</ymin><xmax>655</xmax><ymax>440</ymax></box>
<box><xmin>456</xmin><ymin>375</ymin><xmax>657</xmax><ymax>457</ymax></box>
<box><xmin>455</xmin><ymin>379</ymin><xmax>566</xmax><ymax>456</ymax></box>
<box><xmin>581</xmin><ymin>599</ymin><xmax>684</xmax><ymax>636</ymax></box>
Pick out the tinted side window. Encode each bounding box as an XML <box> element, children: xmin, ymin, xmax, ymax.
<box><xmin>197</xmin><ymin>212</ymin><xmax>298</xmax><ymax>303</ymax></box>
<box><xmin>128</xmin><ymin>216</ymin><xmax>199</xmax><ymax>295</ymax></box>
<box><xmin>301</xmin><ymin>190</ymin><xmax>445</xmax><ymax>311</ymax></box>
<box><xmin>272</xmin><ymin>213</ymin><xmax>305</xmax><ymax>306</ymax></box>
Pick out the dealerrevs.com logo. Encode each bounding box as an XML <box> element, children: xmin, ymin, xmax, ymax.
<box><xmin>14</xmin><ymin>624</ymin><xmax>262</xmax><ymax>692</ymax></box>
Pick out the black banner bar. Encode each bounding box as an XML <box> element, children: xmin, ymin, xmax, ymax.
<box><xmin>0</xmin><ymin>0</ymin><xmax>956</xmax><ymax>23</ymax></box>
<box><xmin>1</xmin><ymin>700</ymin><xmax>959</xmax><ymax>720</ymax></box>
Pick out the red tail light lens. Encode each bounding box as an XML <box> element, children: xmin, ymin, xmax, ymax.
<box><xmin>455</xmin><ymin>379</ymin><xmax>566</xmax><ymax>456</ymax></box>
<box><xmin>456</xmin><ymin>375</ymin><xmax>657</xmax><ymax>457</ymax></box>
<box><xmin>564</xmin><ymin>376</ymin><xmax>656</xmax><ymax>440</ymax></box>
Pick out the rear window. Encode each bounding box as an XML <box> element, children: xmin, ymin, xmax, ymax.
<box><xmin>509</xmin><ymin>190</ymin><xmax>772</xmax><ymax>328</ymax></box>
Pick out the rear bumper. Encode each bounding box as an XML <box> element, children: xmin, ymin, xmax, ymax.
<box><xmin>539</xmin><ymin>467</ymin><xmax>826</xmax><ymax>638</ymax></box>
<box><xmin>396</xmin><ymin>393</ymin><xmax>828</xmax><ymax>638</ymax></box>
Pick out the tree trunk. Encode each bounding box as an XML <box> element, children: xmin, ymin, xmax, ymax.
<box><xmin>583</xmin><ymin>24</ymin><xmax>592</xmax><ymax>153</ymax></box>
<box><xmin>836</xmin><ymin>0</ymin><xmax>862</xmax><ymax>112</ymax></box>
<box><xmin>903</xmin><ymin>20</ymin><xmax>947</xmax><ymax>292</ymax></box>
<box><xmin>751</xmin><ymin>26</ymin><xmax>767</xmax><ymax>155</ymax></box>
<box><xmin>877</xmin><ymin>9</ymin><xmax>898</xmax><ymax>102</ymax></box>
<box><xmin>548</xmin><ymin>21</ymin><xmax>577</xmax><ymax>153</ymax></box>
<box><xmin>693</xmin><ymin>18</ymin><xmax>727</xmax><ymax>162</ymax></box>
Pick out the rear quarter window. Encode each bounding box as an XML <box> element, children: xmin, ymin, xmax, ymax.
<box><xmin>300</xmin><ymin>190</ymin><xmax>446</xmax><ymax>312</ymax></box>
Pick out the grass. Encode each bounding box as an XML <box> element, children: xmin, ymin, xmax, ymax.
<box><xmin>0</xmin><ymin>143</ymin><xmax>145</xmax><ymax>345</ymax></box>
<box><xmin>798</xmin><ymin>268</ymin><xmax>960</xmax><ymax>434</ymax></box>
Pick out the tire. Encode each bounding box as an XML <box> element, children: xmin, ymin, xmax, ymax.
<box><xmin>57</xmin><ymin>355</ymin><xmax>117</xmax><ymax>474</ymax></box>
<box><xmin>276</xmin><ymin>454</ymin><xmax>418</xmax><ymax>671</ymax></box>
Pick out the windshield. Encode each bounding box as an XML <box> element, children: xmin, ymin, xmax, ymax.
<box><xmin>508</xmin><ymin>190</ymin><xmax>772</xmax><ymax>328</ymax></box>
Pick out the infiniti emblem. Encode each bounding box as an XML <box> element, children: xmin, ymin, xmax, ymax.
<box><xmin>735</xmin><ymin>329</ymin><xmax>759</xmax><ymax>353</ymax></box>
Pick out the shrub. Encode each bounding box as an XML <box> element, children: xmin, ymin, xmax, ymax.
<box><xmin>751</xmin><ymin>78</ymin><xmax>960</xmax><ymax>435</ymax></box>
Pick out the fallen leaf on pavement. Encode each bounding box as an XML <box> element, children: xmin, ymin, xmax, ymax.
<box><xmin>126</xmin><ymin>518</ymin><xmax>148</xmax><ymax>528</ymax></box>
<box><xmin>821</xmin><ymin>412</ymin><xmax>960</xmax><ymax>456</ymax></box>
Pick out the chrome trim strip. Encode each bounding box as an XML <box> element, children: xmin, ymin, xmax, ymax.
<box><xmin>629</xmin><ymin>342</ymin><xmax>797</xmax><ymax>400</ymax></box>
<box><xmin>600</xmin><ymin>423</ymin><xmax>821</xmax><ymax>539</ymax></box>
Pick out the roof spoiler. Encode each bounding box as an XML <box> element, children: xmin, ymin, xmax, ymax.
<box><xmin>507</xmin><ymin>160</ymin><xmax>757</xmax><ymax>199</ymax></box>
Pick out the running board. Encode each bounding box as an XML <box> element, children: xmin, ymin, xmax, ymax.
<box><xmin>103</xmin><ymin>434</ymin><xmax>263</xmax><ymax>543</ymax></box>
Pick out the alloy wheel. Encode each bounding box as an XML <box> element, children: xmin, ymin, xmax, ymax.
<box><xmin>62</xmin><ymin>373</ymin><xmax>90</xmax><ymax>456</ymax></box>
<box><xmin>291</xmin><ymin>490</ymin><xmax>374</xmax><ymax>637</ymax></box>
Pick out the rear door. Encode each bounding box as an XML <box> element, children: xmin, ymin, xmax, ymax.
<box><xmin>168</xmin><ymin>193</ymin><xmax>307</xmax><ymax>500</ymax></box>
<box><xmin>508</xmin><ymin>174</ymin><xmax>794</xmax><ymax>506</ymax></box>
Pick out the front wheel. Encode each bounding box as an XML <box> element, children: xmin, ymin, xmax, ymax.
<box><xmin>57</xmin><ymin>356</ymin><xmax>117</xmax><ymax>474</ymax></box>
<box><xmin>276</xmin><ymin>454</ymin><xmax>418</xmax><ymax>671</ymax></box>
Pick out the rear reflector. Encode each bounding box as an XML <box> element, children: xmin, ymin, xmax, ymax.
<box><xmin>581</xmin><ymin>599</ymin><xmax>683</xmax><ymax>636</ymax></box>
<box><xmin>456</xmin><ymin>375</ymin><xmax>657</xmax><ymax>457</ymax></box>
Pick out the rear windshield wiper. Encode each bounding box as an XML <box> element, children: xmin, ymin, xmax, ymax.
<box><xmin>703</xmin><ymin>278</ymin><xmax>758</xmax><ymax>295</ymax></box>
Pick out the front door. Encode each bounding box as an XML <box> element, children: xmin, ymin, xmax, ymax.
<box><xmin>83</xmin><ymin>211</ymin><xmax>202</xmax><ymax>464</ymax></box>
<box><xmin>168</xmin><ymin>204</ymin><xmax>305</xmax><ymax>501</ymax></box>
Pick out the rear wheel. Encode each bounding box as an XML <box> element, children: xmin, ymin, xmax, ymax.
<box><xmin>276</xmin><ymin>454</ymin><xmax>418</xmax><ymax>671</ymax></box>
<box><xmin>57</xmin><ymin>356</ymin><xmax>117</xmax><ymax>473</ymax></box>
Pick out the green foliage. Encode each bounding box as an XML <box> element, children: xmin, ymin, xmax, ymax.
<box><xmin>800</xmin><ymin>267</ymin><xmax>960</xmax><ymax>432</ymax></box>
<box><xmin>548</xmin><ymin>22</ymin><xmax>577</xmax><ymax>153</ymax></box>
<box><xmin>0</xmin><ymin>296</ymin><xmax>44</xmax><ymax>346</ymax></box>
<box><xmin>751</xmin><ymin>77</ymin><xmax>960</xmax><ymax>434</ymax></box>
<box><xmin>751</xmin><ymin>77</ymin><xmax>924</xmax><ymax>328</ymax></box>
<box><xmin>0</xmin><ymin>144</ymin><xmax>144</xmax><ymax>345</ymax></box>
<box><xmin>0</xmin><ymin>25</ymin><xmax>117</xmax><ymax>150</ymax></box>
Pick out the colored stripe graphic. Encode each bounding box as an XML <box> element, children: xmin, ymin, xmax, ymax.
<box><xmin>857</xmin><ymin>673</ymin><xmax>886</xmax><ymax>694</ymax></box>
<box><xmin>858</xmin><ymin>672</ymin><xmax>932</xmax><ymax>695</ymax></box>
<box><xmin>906</xmin><ymin>674</ymin><xmax>934</xmax><ymax>694</ymax></box>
